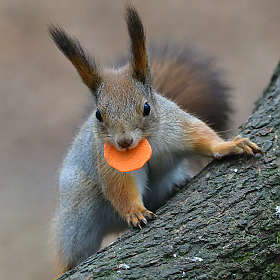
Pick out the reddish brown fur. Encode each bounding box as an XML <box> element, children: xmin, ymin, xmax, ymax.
<box><xmin>185</xmin><ymin>120</ymin><xmax>260</xmax><ymax>158</ymax></box>
<box><xmin>71</xmin><ymin>57</ymin><xmax>103</xmax><ymax>90</ymax></box>
<box><xmin>187</xmin><ymin>122</ymin><xmax>222</xmax><ymax>156</ymax></box>
<box><xmin>48</xmin><ymin>25</ymin><xmax>103</xmax><ymax>93</ymax></box>
<box><xmin>149</xmin><ymin>44</ymin><xmax>232</xmax><ymax>137</ymax></box>
<box><xmin>126</xmin><ymin>4</ymin><xmax>150</xmax><ymax>84</ymax></box>
<box><xmin>102</xmin><ymin>163</ymin><xmax>151</xmax><ymax>227</ymax></box>
<box><xmin>49</xmin><ymin>5</ymin><xmax>261</xmax><ymax>276</ymax></box>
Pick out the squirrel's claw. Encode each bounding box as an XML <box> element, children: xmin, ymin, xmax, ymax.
<box><xmin>213</xmin><ymin>135</ymin><xmax>263</xmax><ymax>159</ymax></box>
<box><xmin>127</xmin><ymin>209</ymin><xmax>156</xmax><ymax>228</ymax></box>
<box><xmin>136</xmin><ymin>222</ymin><xmax>142</xmax><ymax>229</ymax></box>
<box><xmin>141</xmin><ymin>218</ymin><xmax>147</xmax><ymax>225</ymax></box>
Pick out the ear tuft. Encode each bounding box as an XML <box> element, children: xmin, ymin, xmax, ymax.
<box><xmin>48</xmin><ymin>24</ymin><xmax>102</xmax><ymax>95</ymax></box>
<box><xmin>125</xmin><ymin>5</ymin><xmax>151</xmax><ymax>85</ymax></box>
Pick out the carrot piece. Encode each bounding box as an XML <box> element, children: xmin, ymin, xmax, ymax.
<box><xmin>104</xmin><ymin>139</ymin><xmax>152</xmax><ymax>172</ymax></box>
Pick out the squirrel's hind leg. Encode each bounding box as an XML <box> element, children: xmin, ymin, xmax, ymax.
<box><xmin>52</xmin><ymin>193</ymin><xmax>126</xmax><ymax>273</ymax></box>
<box><xmin>53</xmin><ymin>206</ymin><xmax>105</xmax><ymax>273</ymax></box>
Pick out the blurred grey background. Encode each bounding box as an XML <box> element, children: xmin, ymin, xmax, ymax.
<box><xmin>1</xmin><ymin>1</ymin><xmax>280</xmax><ymax>279</ymax></box>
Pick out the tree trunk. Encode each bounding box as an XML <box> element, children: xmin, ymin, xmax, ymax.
<box><xmin>58</xmin><ymin>62</ymin><xmax>280</xmax><ymax>280</ymax></box>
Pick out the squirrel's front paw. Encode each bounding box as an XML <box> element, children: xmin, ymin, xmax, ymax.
<box><xmin>126</xmin><ymin>208</ymin><xmax>156</xmax><ymax>229</ymax></box>
<box><xmin>213</xmin><ymin>135</ymin><xmax>262</xmax><ymax>159</ymax></box>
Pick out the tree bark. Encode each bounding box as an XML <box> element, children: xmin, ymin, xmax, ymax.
<box><xmin>58</xmin><ymin>62</ymin><xmax>280</xmax><ymax>280</ymax></box>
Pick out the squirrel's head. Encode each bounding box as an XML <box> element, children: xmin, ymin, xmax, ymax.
<box><xmin>49</xmin><ymin>5</ymin><xmax>158</xmax><ymax>150</ymax></box>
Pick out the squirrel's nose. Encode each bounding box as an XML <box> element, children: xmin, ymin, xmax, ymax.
<box><xmin>117</xmin><ymin>138</ymin><xmax>133</xmax><ymax>149</ymax></box>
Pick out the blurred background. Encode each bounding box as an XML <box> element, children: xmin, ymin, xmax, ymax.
<box><xmin>1</xmin><ymin>1</ymin><xmax>280</xmax><ymax>279</ymax></box>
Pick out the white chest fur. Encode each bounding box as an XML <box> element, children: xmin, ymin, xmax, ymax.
<box><xmin>132</xmin><ymin>147</ymin><xmax>192</xmax><ymax>211</ymax></box>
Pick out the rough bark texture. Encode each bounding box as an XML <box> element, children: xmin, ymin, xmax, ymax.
<box><xmin>58</xmin><ymin>62</ymin><xmax>280</xmax><ymax>280</ymax></box>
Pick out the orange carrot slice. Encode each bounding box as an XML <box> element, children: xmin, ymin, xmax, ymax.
<box><xmin>104</xmin><ymin>139</ymin><xmax>152</xmax><ymax>172</ymax></box>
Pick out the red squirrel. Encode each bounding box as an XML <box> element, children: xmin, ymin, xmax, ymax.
<box><xmin>49</xmin><ymin>5</ymin><xmax>261</xmax><ymax>273</ymax></box>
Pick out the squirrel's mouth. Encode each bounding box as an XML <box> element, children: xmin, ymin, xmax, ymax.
<box><xmin>114</xmin><ymin>134</ymin><xmax>142</xmax><ymax>151</ymax></box>
<box><xmin>104</xmin><ymin>139</ymin><xmax>152</xmax><ymax>172</ymax></box>
<box><xmin>115</xmin><ymin>139</ymin><xmax>140</xmax><ymax>151</ymax></box>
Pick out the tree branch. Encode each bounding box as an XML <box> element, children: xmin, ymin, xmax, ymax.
<box><xmin>58</xmin><ymin>62</ymin><xmax>280</xmax><ymax>280</ymax></box>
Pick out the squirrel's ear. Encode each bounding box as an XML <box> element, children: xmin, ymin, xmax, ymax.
<box><xmin>48</xmin><ymin>25</ymin><xmax>102</xmax><ymax>97</ymax></box>
<box><xmin>125</xmin><ymin>5</ymin><xmax>151</xmax><ymax>86</ymax></box>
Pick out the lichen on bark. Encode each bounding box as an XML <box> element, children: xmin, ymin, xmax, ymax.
<box><xmin>58</xmin><ymin>61</ymin><xmax>280</xmax><ymax>280</ymax></box>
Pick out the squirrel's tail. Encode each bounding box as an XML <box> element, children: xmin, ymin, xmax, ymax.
<box><xmin>149</xmin><ymin>43</ymin><xmax>233</xmax><ymax>138</ymax></box>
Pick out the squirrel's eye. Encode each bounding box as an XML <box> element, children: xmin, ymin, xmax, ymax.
<box><xmin>143</xmin><ymin>102</ymin><xmax>150</xmax><ymax>116</ymax></box>
<box><xmin>96</xmin><ymin>109</ymin><xmax>103</xmax><ymax>122</ymax></box>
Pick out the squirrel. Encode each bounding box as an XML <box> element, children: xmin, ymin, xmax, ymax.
<box><xmin>49</xmin><ymin>5</ymin><xmax>262</xmax><ymax>273</ymax></box>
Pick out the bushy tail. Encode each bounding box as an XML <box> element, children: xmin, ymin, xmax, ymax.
<box><xmin>149</xmin><ymin>43</ymin><xmax>233</xmax><ymax>138</ymax></box>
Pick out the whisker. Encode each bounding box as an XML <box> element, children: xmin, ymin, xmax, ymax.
<box><xmin>180</xmin><ymin>92</ymin><xmax>209</xmax><ymax>107</ymax></box>
<box><xmin>72</xmin><ymin>103</ymin><xmax>92</xmax><ymax>109</ymax></box>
